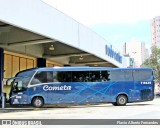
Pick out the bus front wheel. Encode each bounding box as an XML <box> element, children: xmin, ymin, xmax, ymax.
<box><xmin>32</xmin><ymin>97</ymin><xmax>44</xmax><ymax>108</ymax></box>
<box><xmin>116</xmin><ymin>95</ymin><xmax>127</xmax><ymax>106</ymax></box>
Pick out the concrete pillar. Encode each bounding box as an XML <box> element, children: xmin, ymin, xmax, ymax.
<box><xmin>64</xmin><ymin>64</ymin><xmax>70</xmax><ymax>66</ymax></box>
<box><xmin>37</xmin><ymin>58</ymin><xmax>46</xmax><ymax>67</ymax></box>
<box><xmin>0</xmin><ymin>48</ymin><xmax>4</xmax><ymax>95</ymax></box>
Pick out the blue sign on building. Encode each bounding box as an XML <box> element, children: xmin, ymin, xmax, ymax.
<box><xmin>105</xmin><ymin>45</ymin><xmax>122</xmax><ymax>63</ymax></box>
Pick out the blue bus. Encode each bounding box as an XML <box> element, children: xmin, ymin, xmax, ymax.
<box><xmin>6</xmin><ymin>67</ymin><xmax>154</xmax><ymax>107</ymax></box>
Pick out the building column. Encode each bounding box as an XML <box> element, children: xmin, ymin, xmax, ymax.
<box><xmin>64</xmin><ymin>64</ymin><xmax>70</xmax><ymax>66</ymax></box>
<box><xmin>0</xmin><ymin>48</ymin><xmax>4</xmax><ymax>94</ymax></box>
<box><xmin>37</xmin><ymin>58</ymin><xmax>46</xmax><ymax>67</ymax></box>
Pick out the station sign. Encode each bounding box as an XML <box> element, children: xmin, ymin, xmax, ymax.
<box><xmin>105</xmin><ymin>45</ymin><xmax>122</xmax><ymax>63</ymax></box>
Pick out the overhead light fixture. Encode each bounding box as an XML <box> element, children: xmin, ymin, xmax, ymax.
<box><xmin>79</xmin><ymin>55</ymin><xmax>83</xmax><ymax>60</ymax></box>
<box><xmin>94</xmin><ymin>63</ymin><xmax>98</xmax><ymax>66</ymax></box>
<box><xmin>49</xmin><ymin>44</ymin><xmax>54</xmax><ymax>50</ymax></box>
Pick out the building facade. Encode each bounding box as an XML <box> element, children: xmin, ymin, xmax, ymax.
<box><xmin>151</xmin><ymin>16</ymin><xmax>160</xmax><ymax>47</ymax></box>
<box><xmin>123</xmin><ymin>41</ymin><xmax>148</xmax><ymax>67</ymax></box>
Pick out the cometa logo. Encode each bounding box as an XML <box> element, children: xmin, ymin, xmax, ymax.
<box><xmin>43</xmin><ymin>85</ymin><xmax>72</xmax><ymax>91</ymax></box>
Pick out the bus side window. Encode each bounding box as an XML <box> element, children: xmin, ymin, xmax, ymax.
<box><xmin>53</xmin><ymin>72</ymin><xmax>58</xmax><ymax>82</ymax></box>
<box><xmin>47</xmin><ymin>71</ymin><xmax>53</xmax><ymax>82</ymax></box>
<box><xmin>101</xmin><ymin>71</ymin><xmax>110</xmax><ymax>81</ymax></box>
<box><xmin>133</xmin><ymin>70</ymin><xmax>152</xmax><ymax>81</ymax></box>
<box><xmin>109</xmin><ymin>70</ymin><xmax>121</xmax><ymax>81</ymax></box>
<box><xmin>30</xmin><ymin>72</ymin><xmax>41</xmax><ymax>85</ymax></box>
<box><xmin>109</xmin><ymin>70</ymin><xmax>133</xmax><ymax>82</ymax></box>
<box><xmin>89</xmin><ymin>71</ymin><xmax>100</xmax><ymax>82</ymax></box>
<box><xmin>30</xmin><ymin>71</ymin><xmax>53</xmax><ymax>85</ymax></box>
<box><xmin>72</xmin><ymin>71</ymin><xmax>89</xmax><ymax>82</ymax></box>
<box><xmin>56</xmin><ymin>71</ymin><xmax>72</xmax><ymax>82</ymax></box>
<box><xmin>65</xmin><ymin>72</ymin><xmax>72</xmax><ymax>82</ymax></box>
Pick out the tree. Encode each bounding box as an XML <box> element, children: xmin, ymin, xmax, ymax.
<box><xmin>141</xmin><ymin>46</ymin><xmax>160</xmax><ymax>85</ymax></box>
<box><xmin>141</xmin><ymin>58</ymin><xmax>151</xmax><ymax>67</ymax></box>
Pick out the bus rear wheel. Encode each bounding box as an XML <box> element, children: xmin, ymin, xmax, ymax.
<box><xmin>32</xmin><ymin>97</ymin><xmax>44</xmax><ymax>108</ymax></box>
<box><xmin>116</xmin><ymin>95</ymin><xmax>127</xmax><ymax>106</ymax></box>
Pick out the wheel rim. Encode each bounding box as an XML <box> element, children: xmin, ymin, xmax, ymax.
<box><xmin>119</xmin><ymin>97</ymin><xmax>126</xmax><ymax>104</ymax></box>
<box><xmin>35</xmin><ymin>99</ymin><xmax>42</xmax><ymax>107</ymax></box>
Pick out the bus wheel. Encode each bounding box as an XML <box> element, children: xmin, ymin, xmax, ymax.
<box><xmin>116</xmin><ymin>95</ymin><xmax>127</xmax><ymax>106</ymax></box>
<box><xmin>32</xmin><ymin>97</ymin><xmax>44</xmax><ymax>108</ymax></box>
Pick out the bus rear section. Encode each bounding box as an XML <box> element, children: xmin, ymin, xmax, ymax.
<box><xmin>132</xmin><ymin>69</ymin><xmax>154</xmax><ymax>102</ymax></box>
<box><xmin>7</xmin><ymin>67</ymin><xmax>154</xmax><ymax>107</ymax></box>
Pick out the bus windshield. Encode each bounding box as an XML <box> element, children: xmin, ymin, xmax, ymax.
<box><xmin>11</xmin><ymin>70</ymin><xmax>36</xmax><ymax>92</ymax></box>
<box><xmin>12</xmin><ymin>77</ymin><xmax>26</xmax><ymax>92</ymax></box>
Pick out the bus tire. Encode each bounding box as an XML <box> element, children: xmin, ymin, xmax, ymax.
<box><xmin>116</xmin><ymin>95</ymin><xmax>127</xmax><ymax>106</ymax></box>
<box><xmin>32</xmin><ymin>97</ymin><xmax>44</xmax><ymax>108</ymax></box>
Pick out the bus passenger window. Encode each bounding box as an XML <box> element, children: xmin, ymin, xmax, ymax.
<box><xmin>101</xmin><ymin>71</ymin><xmax>110</xmax><ymax>81</ymax></box>
<box><xmin>89</xmin><ymin>71</ymin><xmax>100</xmax><ymax>82</ymax></box>
<box><xmin>56</xmin><ymin>71</ymin><xmax>72</xmax><ymax>82</ymax></box>
<box><xmin>133</xmin><ymin>70</ymin><xmax>152</xmax><ymax>81</ymax></box>
<box><xmin>72</xmin><ymin>71</ymin><xmax>89</xmax><ymax>82</ymax></box>
<box><xmin>89</xmin><ymin>71</ymin><xmax>110</xmax><ymax>82</ymax></box>
<box><xmin>30</xmin><ymin>71</ymin><xmax>53</xmax><ymax>85</ymax></box>
<box><xmin>109</xmin><ymin>70</ymin><xmax>133</xmax><ymax>81</ymax></box>
<box><xmin>30</xmin><ymin>72</ymin><xmax>42</xmax><ymax>85</ymax></box>
<box><xmin>53</xmin><ymin>72</ymin><xmax>58</xmax><ymax>82</ymax></box>
<box><xmin>47</xmin><ymin>72</ymin><xmax>53</xmax><ymax>82</ymax></box>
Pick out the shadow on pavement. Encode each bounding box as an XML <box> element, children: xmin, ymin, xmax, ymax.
<box><xmin>125</xmin><ymin>103</ymin><xmax>152</xmax><ymax>106</ymax></box>
<box><xmin>0</xmin><ymin>99</ymin><xmax>156</xmax><ymax>113</ymax></box>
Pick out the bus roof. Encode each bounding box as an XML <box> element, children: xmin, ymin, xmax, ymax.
<box><xmin>22</xmin><ymin>67</ymin><xmax>153</xmax><ymax>72</ymax></box>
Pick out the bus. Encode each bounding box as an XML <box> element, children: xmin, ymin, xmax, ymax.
<box><xmin>6</xmin><ymin>67</ymin><xmax>154</xmax><ymax>107</ymax></box>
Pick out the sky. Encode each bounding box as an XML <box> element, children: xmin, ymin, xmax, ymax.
<box><xmin>42</xmin><ymin>0</ymin><xmax>160</xmax><ymax>53</ymax></box>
